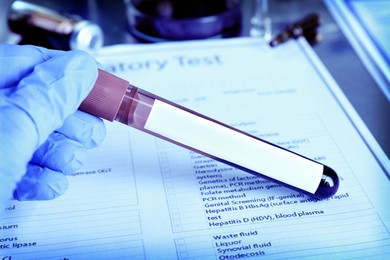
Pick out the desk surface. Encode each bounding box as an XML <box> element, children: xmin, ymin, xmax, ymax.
<box><xmin>6</xmin><ymin>0</ymin><xmax>390</xmax><ymax>158</ymax></box>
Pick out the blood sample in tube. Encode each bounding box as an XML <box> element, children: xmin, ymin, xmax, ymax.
<box><xmin>79</xmin><ymin>69</ymin><xmax>339</xmax><ymax>199</ymax></box>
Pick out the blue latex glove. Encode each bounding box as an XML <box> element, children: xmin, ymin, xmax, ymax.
<box><xmin>0</xmin><ymin>44</ymin><xmax>106</xmax><ymax>208</ymax></box>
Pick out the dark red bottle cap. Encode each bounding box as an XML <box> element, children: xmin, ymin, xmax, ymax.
<box><xmin>79</xmin><ymin>69</ymin><xmax>129</xmax><ymax>121</ymax></box>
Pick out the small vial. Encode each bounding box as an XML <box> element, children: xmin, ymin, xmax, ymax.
<box><xmin>250</xmin><ymin>0</ymin><xmax>272</xmax><ymax>40</ymax></box>
<box><xmin>80</xmin><ymin>70</ymin><xmax>339</xmax><ymax>199</ymax></box>
<box><xmin>8</xmin><ymin>1</ymin><xmax>103</xmax><ymax>52</ymax></box>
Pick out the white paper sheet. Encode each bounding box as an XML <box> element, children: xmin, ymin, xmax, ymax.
<box><xmin>1</xmin><ymin>38</ymin><xmax>389</xmax><ymax>259</ymax></box>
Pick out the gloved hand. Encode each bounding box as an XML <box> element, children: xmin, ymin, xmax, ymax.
<box><xmin>0</xmin><ymin>44</ymin><xmax>106</xmax><ymax>209</ymax></box>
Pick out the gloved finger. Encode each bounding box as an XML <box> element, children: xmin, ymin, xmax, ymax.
<box><xmin>57</xmin><ymin>110</ymin><xmax>106</xmax><ymax>149</ymax></box>
<box><xmin>0</xmin><ymin>44</ymin><xmax>64</xmax><ymax>89</ymax></box>
<box><xmin>13</xmin><ymin>165</ymin><xmax>69</xmax><ymax>201</ymax></box>
<box><xmin>0</xmin><ymin>49</ymin><xmax>97</xmax><ymax>206</ymax></box>
<box><xmin>3</xmin><ymin>49</ymin><xmax>98</xmax><ymax>151</ymax></box>
<box><xmin>31</xmin><ymin>132</ymin><xmax>87</xmax><ymax>174</ymax></box>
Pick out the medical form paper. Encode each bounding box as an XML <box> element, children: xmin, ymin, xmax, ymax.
<box><xmin>1</xmin><ymin>38</ymin><xmax>389</xmax><ymax>259</ymax></box>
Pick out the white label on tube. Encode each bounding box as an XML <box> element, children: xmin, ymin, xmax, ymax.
<box><xmin>144</xmin><ymin>100</ymin><xmax>323</xmax><ymax>193</ymax></box>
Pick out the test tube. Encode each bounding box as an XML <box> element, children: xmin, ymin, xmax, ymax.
<box><xmin>80</xmin><ymin>70</ymin><xmax>339</xmax><ymax>199</ymax></box>
<box><xmin>250</xmin><ymin>0</ymin><xmax>272</xmax><ymax>40</ymax></box>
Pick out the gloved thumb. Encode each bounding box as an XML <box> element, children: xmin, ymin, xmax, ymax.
<box><xmin>0</xmin><ymin>50</ymin><xmax>98</xmax><ymax>207</ymax></box>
